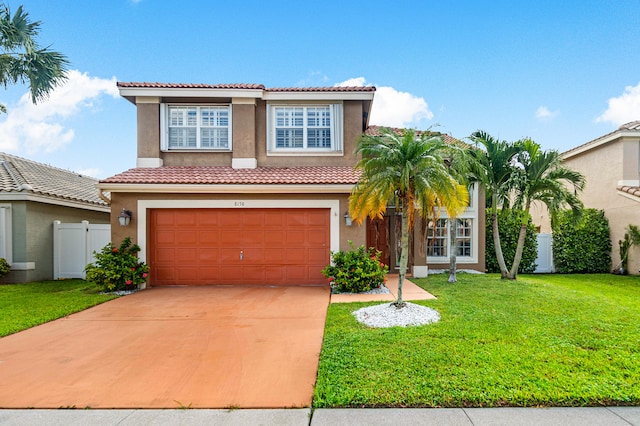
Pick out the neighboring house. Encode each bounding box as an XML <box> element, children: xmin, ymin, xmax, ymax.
<box><xmin>97</xmin><ymin>82</ymin><xmax>484</xmax><ymax>287</ymax></box>
<box><xmin>0</xmin><ymin>153</ymin><xmax>110</xmax><ymax>283</ymax></box>
<box><xmin>531</xmin><ymin>120</ymin><xmax>640</xmax><ymax>273</ymax></box>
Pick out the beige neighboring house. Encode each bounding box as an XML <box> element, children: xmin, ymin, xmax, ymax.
<box><xmin>531</xmin><ymin>121</ymin><xmax>640</xmax><ymax>274</ymax></box>
<box><xmin>97</xmin><ymin>82</ymin><xmax>484</xmax><ymax>288</ymax></box>
<box><xmin>0</xmin><ymin>153</ymin><xmax>110</xmax><ymax>283</ymax></box>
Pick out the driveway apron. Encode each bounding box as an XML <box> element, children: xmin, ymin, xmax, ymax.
<box><xmin>0</xmin><ymin>285</ymin><xmax>330</xmax><ymax>409</ymax></box>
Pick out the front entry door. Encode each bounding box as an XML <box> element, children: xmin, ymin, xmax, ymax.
<box><xmin>366</xmin><ymin>209</ymin><xmax>413</xmax><ymax>271</ymax></box>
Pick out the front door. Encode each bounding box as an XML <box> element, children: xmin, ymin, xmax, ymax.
<box><xmin>366</xmin><ymin>209</ymin><xmax>413</xmax><ymax>271</ymax></box>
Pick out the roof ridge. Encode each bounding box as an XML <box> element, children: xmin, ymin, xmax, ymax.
<box><xmin>0</xmin><ymin>159</ymin><xmax>29</xmax><ymax>191</ymax></box>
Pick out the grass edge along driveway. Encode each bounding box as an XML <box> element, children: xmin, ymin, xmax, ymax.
<box><xmin>314</xmin><ymin>273</ymin><xmax>640</xmax><ymax>408</ymax></box>
<box><xmin>0</xmin><ymin>279</ymin><xmax>117</xmax><ymax>337</ymax></box>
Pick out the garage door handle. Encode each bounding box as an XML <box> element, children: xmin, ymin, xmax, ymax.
<box><xmin>240</xmin><ymin>250</ymin><xmax>244</xmax><ymax>261</ymax></box>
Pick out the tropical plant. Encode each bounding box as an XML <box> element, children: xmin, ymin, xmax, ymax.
<box><xmin>350</xmin><ymin>127</ymin><xmax>468</xmax><ymax>306</ymax></box>
<box><xmin>616</xmin><ymin>224</ymin><xmax>640</xmax><ymax>274</ymax></box>
<box><xmin>0</xmin><ymin>257</ymin><xmax>10</xmax><ymax>277</ymax></box>
<box><xmin>508</xmin><ymin>139</ymin><xmax>585</xmax><ymax>278</ymax></box>
<box><xmin>552</xmin><ymin>209</ymin><xmax>611</xmax><ymax>274</ymax></box>
<box><xmin>485</xmin><ymin>208</ymin><xmax>538</xmax><ymax>274</ymax></box>
<box><xmin>85</xmin><ymin>237</ymin><xmax>150</xmax><ymax>292</ymax></box>
<box><xmin>322</xmin><ymin>242</ymin><xmax>388</xmax><ymax>293</ymax></box>
<box><xmin>0</xmin><ymin>4</ymin><xmax>69</xmax><ymax>112</ymax></box>
<box><xmin>468</xmin><ymin>131</ymin><xmax>522</xmax><ymax>279</ymax></box>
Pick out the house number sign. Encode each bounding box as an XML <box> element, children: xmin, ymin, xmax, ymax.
<box><xmin>234</xmin><ymin>201</ymin><xmax>245</xmax><ymax>207</ymax></box>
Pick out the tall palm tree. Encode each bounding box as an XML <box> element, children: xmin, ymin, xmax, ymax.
<box><xmin>350</xmin><ymin>128</ymin><xmax>468</xmax><ymax>306</ymax></box>
<box><xmin>468</xmin><ymin>131</ymin><xmax>522</xmax><ymax>279</ymax></box>
<box><xmin>509</xmin><ymin>139</ymin><xmax>585</xmax><ymax>278</ymax></box>
<box><xmin>0</xmin><ymin>5</ymin><xmax>68</xmax><ymax>112</ymax></box>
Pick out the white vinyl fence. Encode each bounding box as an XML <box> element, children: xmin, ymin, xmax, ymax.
<box><xmin>534</xmin><ymin>233</ymin><xmax>554</xmax><ymax>273</ymax></box>
<box><xmin>53</xmin><ymin>220</ymin><xmax>111</xmax><ymax>279</ymax></box>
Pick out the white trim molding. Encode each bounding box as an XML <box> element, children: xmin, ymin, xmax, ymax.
<box><xmin>11</xmin><ymin>262</ymin><xmax>35</xmax><ymax>271</ymax></box>
<box><xmin>231</xmin><ymin>158</ymin><xmax>257</xmax><ymax>169</ymax></box>
<box><xmin>137</xmin><ymin>158</ymin><xmax>164</xmax><ymax>168</ymax></box>
<box><xmin>136</xmin><ymin>199</ymin><xmax>341</xmax><ymax>265</ymax></box>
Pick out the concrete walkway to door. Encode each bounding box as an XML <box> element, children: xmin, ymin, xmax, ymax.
<box><xmin>0</xmin><ymin>285</ymin><xmax>330</xmax><ymax>409</ymax></box>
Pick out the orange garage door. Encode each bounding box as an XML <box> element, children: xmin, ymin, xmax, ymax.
<box><xmin>149</xmin><ymin>208</ymin><xmax>330</xmax><ymax>285</ymax></box>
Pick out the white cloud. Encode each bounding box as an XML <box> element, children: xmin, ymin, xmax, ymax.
<box><xmin>0</xmin><ymin>70</ymin><xmax>119</xmax><ymax>154</ymax></box>
<box><xmin>535</xmin><ymin>105</ymin><xmax>559</xmax><ymax>121</ymax></box>
<box><xmin>596</xmin><ymin>82</ymin><xmax>640</xmax><ymax>126</ymax></box>
<box><xmin>335</xmin><ymin>77</ymin><xmax>433</xmax><ymax>128</ymax></box>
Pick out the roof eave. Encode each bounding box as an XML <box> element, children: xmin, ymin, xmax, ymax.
<box><xmin>562</xmin><ymin>130</ymin><xmax>640</xmax><ymax>159</ymax></box>
<box><xmin>97</xmin><ymin>183</ymin><xmax>355</xmax><ymax>194</ymax></box>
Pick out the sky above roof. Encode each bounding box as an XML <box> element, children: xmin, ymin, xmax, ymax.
<box><xmin>1</xmin><ymin>0</ymin><xmax>639</xmax><ymax>179</ymax></box>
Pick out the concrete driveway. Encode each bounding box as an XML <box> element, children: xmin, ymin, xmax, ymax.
<box><xmin>0</xmin><ymin>285</ymin><xmax>330</xmax><ymax>409</ymax></box>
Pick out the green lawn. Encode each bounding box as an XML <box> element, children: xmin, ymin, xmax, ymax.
<box><xmin>0</xmin><ymin>280</ymin><xmax>117</xmax><ymax>337</ymax></box>
<box><xmin>314</xmin><ymin>273</ymin><xmax>640</xmax><ymax>408</ymax></box>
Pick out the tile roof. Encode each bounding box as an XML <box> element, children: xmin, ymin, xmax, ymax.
<box><xmin>116</xmin><ymin>82</ymin><xmax>266</xmax><ymax>90</ymax></box>
<box><xmin>116</xmin><ymin>82</ymin><xmax>376</xmax><ymax>92</ymax></box>
<box><xmin>365</xmin><ymin>125</ymin><xmax>462</xmax><ymax>145</ymax></box>
<box><xmin>0</xmin><ymin>152</ymin><xmax>108</xmax><ymax>207</ymax></box>
<box><xmin>617</xmin><ymin>185</ymin><xmax>640</xmax><ymax>199</ymax></box>
<box><xmin>563</xmin><ymin>120</ymin><xmax>640</xmax><ymax>156</ymax></box>
<box><xmin>99</xmin><ymin>166</ymin><xmax>361</xmax><ymax>185</ymax></box>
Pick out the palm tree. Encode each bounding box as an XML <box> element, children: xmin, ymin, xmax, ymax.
<box><xmin>468</xmin><ymin>131</ymin><xmax>522</xmax><ymax>279</ymax></box>
<box><xmin>509</xmin><ymin>139</ymin><xmax>585</xmax><ymax>278</ymax></box>
<box><xmin>350</xmin><ymin>128</ymin><xmax>468</xmax><ymax>306</ymax></box>
<box><xmin>0</xmin><ymin>5</ymin><xmax>69</xmax><ymax>112</ymax></box>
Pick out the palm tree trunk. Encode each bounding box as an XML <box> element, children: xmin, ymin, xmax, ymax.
<box><xmin>448</xmin><ymin>218</ymin><xmax>457</xmax><ymax>283</ymax></box>
<box><xmin>509</xmin><ymin>224</ymin><xmax>528</xmax><ymax>279</ymax></box>
<box><xmin>492</xmin><ymin>211</ymin><xmax>510</xmax><ymax>279</ymax></box>
<box><xmin>397</xmin><ymin>202</ymin><xmax>409</xmax><ymax>307</ymax></box>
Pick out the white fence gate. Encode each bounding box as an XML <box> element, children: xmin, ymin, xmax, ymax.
<box><xmin>534</xmin><ymin>233</ymin><xmax>554</xmax><ymax>273</ymax></box>
<box><xmin>53</xmin><ymin>220</ymin><xmax>111</xmax><ymax>279</ymax></box>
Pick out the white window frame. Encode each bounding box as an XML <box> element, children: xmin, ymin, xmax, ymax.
<box><xmin>0</xmin><ymin>204</ymin><xmax>12</xmax><ymax>264</ymax></box>
<box><xmin>267</xmin><ymin>103</ymin><xmax>343</xmax><ymax>155</ymax></box>
<box><xmin>160</xmin><ymin>104</ymin><xmax>232</xmax><ymax>151</ymax></box>
<box><xmin>426</xmin><ymin>183</ymin><xmax>479</xmax><ymax>264</ymax></box>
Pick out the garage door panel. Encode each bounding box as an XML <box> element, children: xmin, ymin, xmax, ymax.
<box><xmin>150</xmin><ymin>208</ymin><xmax>330</xmax><ymax>286</ymax></box>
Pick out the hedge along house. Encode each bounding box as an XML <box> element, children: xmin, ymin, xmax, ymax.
<box><xmin>0</xmin><ymin>153</ymin><xmax>110</xmax><ymax>283</ymax></box>
<box><xmin>531</xmin><ymin>120</ymin><xmax>640</xmax><ymax>274</ymax></box>
<box><xmin>97</xmin><ymin>82</ymin><xmax>484</xmax><ymax>287</ymax></box>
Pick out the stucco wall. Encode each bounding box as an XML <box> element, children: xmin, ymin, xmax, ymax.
<box><xmin>532</xmin><ymin>136</ymin><xmax>640</xmax><ymax>273</ymax></box>
<box><xmin>0</xmin><ymin>201</ymin><xmax>109</xmax><ymax>283</ymax></box>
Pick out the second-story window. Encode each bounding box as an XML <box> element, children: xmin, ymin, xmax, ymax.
<box><xmin>162</xmin><ymin>105</ymin><xmax>231</xmax><ymax>150</ymax></box>
<box><xmin>267</xmin><ymin>104</ymin><xmax>343</xmax><ymax>154</ymax></box>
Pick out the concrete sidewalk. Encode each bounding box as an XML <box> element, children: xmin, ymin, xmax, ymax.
<box><xmin>1</xmin><ymin>407</ymin><xmax>639</xmax><ymax>425</ymax></box>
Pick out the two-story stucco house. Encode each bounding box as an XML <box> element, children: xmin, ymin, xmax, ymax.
<box><xmin>531</xmin><ymin>120</ymin><xmax>640</xmax><ymax>273</ymax></box>
<box><xmin>97</xmin><ymin>82</ymin><xmax>484</xmax><ymax>287</ymax></box>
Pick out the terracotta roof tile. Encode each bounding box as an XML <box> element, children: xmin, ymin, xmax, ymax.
<box><xmin>365</xmin><ymin>125</ymin><xmax>462</xmax><ymax>145</ymax></box>
<box><xmin>0</xmin><ymin>152</ymin><xmax>107</xmax><ymax>206</ymax></box>
<box><xmin>100</xmin><ymin>166</ymin><xmax>361</xmax><ymax>185</ymax></box>
<box><xmin>267</xmin><ymin>86</ymin><xmax>376</xmax><ymax>92</ymax></box>
<box><xmin>116</xmin><ymin>82</ymin><xmax>375</xmax><ymax>92</ymax></box>
<box><xmin>116</xmin><ymin>82</ymin><xmax>265</xmax><ymax>90</ymax></box>
<box><xmin>617</xmin><ymin>185</ymin><xmax>640</xmax><ymax>198</ymax></box>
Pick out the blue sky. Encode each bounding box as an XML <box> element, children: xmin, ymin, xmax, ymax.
<box><xmin>1</xmin><ymin>0</ymin><xmax>640</xmax><ymax>179</ymax></box>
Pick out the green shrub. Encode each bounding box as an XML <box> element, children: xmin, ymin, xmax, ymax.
<box><xmin>0</xmin><ymin>257</ymin><xmax>10</xmax><ymax>277</ymax></box>
<box><xmin>485</xmin><ymin>208</ymin><xmax>538</xmax><ymax>273</ymax></box>
<box><xmin>322</xmin><ymin>242</ymin><xmax>388</xmax><ymax>293</ymax></box>
<box><xmin>552</xmin><ymin>208</ymin><xmax>611</xmax><ymax>273</ymax></box>
<box><xmin>85</xmin><ymin>237</ymin><xmax>150</xmax><ymax>292</ymax></box>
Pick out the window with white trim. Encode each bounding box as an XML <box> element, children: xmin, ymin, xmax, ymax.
<box><xmin>161</xmin><ymin>105</ymin><xmax>231</xmax><ymax>150</ymax></box>
<box><xmin>267</xmin><ymin>104</ymin><xmax>343</xmax><ymax>153</ymax></box>
<box><xmin>426</xmin><ymin>218</ymin><xmax>474</xmax><ymax>259</ymax></box>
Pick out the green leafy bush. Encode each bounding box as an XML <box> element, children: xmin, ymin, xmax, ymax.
<box><xmin>85</xmin><ymin>237</ymin><xmax>150</xmax><ymax>292</ymax></box>
<box><xmin>322</xmin><ymin>242</ymin><xmax>388</xmax><ymax>293</ymax></box>
<box><xmin>552</xmin><ymin>208</ymin><xmax>611</xmax><ymax>273</ymax></box>
<box><xmin>485</xmin><ymin>208</ymin><xmax>538</xmax><ymax>273</ymax></box>
<box><xmin>0</xmin><ymin>257</ymin><xmax>10</xmax><ymax>277</ymax></box>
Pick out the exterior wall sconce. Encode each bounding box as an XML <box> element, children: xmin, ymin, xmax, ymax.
<box><xmin>344</xmin><ymin>211</ymin><xmax>352</xmax><ymax>227</ymax></box>
<box><xmin>118</xmin><ymin>208</ymin><xmax>132</xmax><ymax>226</ymax></box>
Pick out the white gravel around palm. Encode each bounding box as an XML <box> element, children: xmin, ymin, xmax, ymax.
<box><xmin>353</xmin><ymin>302</ymin><xmax>440</xmax><ymax>328</ymax></box>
